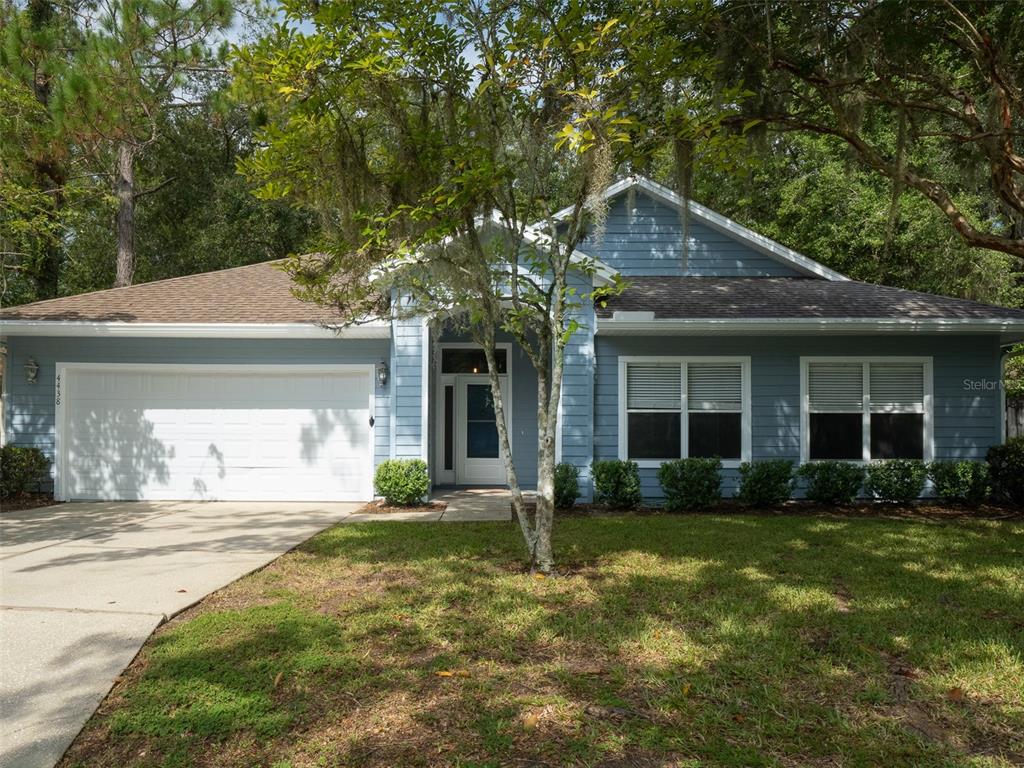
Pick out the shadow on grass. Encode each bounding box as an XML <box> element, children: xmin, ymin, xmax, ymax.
<box><xmin>63</xmin><ymin>515</ymin><xmax>1024</xmax><ymax>768</ymax></box>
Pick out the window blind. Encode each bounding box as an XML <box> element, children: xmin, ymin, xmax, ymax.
<box><xmin>626</xmin><ymin>363</ymin><xmax>681</xmax><ymax>410</ymax></box>
<box><xmin>869</xmin><ymin>363</ymin><xmax>924</xmax><ymax>411</ymax></box>
<box><xmin>687</xmin><ymin>363</ymin><xmax>743</xmax><ymax>411</ymax></box>
<box><xmin>808</xmin><ymin>363</ymin><xmax>863</xmax><ymax>411</ymax></box>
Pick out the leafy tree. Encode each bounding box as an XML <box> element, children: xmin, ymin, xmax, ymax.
<box><xmin>61</xmin><ymin>0</ymin><xmax>234</xmax><ymax>287</ymax></box>
<box><xmin>0</xmin><ymin>0</ymin><xmax>90</xmax><ymax>301</ymax></box>
<box><xmin>60</xmin><ymin>100</ymin><xmax>317</xmax><ymax>293</ymax></box>
<box><xmin>713</xmin><ymin>0</ymin><xmax>1024</xmax><ymax>262</ymax></box>
<box><xmin>237</xmin><ymin>0</ymin><xmax>704</xmax><ymax>571</ymax></box>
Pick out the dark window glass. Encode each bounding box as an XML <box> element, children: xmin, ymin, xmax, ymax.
<box><xmin>441</xmin><ymin>348</ymin><xmax>508</xmax><ymax>374</ymax></box>
<box><xmin>809</xmin><ymin>413</ymin><xmax>863</xmax><ymax>460</ymax></box>
<box><xmin>443</xmin><ymin>385</ymin><xmax>454</xmax><ymax>470</ymax></box>
<box><xmin>688</xmin><ymin>412</ymin><xmax>742</xmax><ymax>459</ymax></box>
<box><xmin>465</xmin><ymin>384</ymin><xmax>499</xmax><ymax>458</ymax></box>
<box><xmin>628</xmin><ymin>412</ymin><xmax>681</xmax><ymax>459</ymax></box>
<box><xmin>871</xmin><ymin>413</ymin><xmax>924</xmax><ymax>459</ymax></box>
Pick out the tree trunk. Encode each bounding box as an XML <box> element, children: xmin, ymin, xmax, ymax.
<box><xmin>532</xmin><ymin>348</ymin><xmax>556</xmax><ymax>573</ymax></box>
<box><xmin>477</xmin><ymin>327</ymin><xmax>532</xmax><ymax>551</ymax></box>
<box><xmin>114</xmin><ymin>142</ymin><xmax>137</xmax><ymax>288</ymax></box>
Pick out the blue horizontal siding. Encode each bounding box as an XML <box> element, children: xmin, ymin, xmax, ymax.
<box><xmin>594</xmin><ymin>334</ymin><xmax>1003</xmax><ymax>500</ymax></box>
<box><xmin>580</xmin><ymin>192</ymin><xmax>805</xmax><ymax>278</ymax></box>
<box><xmin>391</xmin><ymin>314</ymin><xmax>425</xmax><ymax>460</ymax></box>
<box><xmin>3</xmin><ymin>336</ymin><xmax>393</xmax><ymax>490</ymax></box>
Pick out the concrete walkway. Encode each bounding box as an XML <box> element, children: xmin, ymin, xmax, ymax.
<box><xmin>0</xmin><ymin>501</ymin><xmax>359</xmax><ymax>768</ymax></box>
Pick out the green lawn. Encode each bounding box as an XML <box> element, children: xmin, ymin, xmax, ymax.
<box><xmin>63</xmin><ymin>515</ymin><xmax>1024</xmax><ymax>768</ymax></box>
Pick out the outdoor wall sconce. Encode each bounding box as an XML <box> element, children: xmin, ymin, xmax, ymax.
<box><xmin>24</xmin><ymin>357</ymin><xmax>39</xmax><ymax>384</ymax></box>
<box><xmin>376</xmin><ymin>360</ymin><xmax>389</xmax><ymax>388</ymax></box>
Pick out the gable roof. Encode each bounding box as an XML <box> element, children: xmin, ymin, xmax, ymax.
<box><xmin>550</xmin><ymin>175</ymin><xmax>849</xmax><ymax>282</ymax></box>
<box><xmin>0</xmin><ymin>261</ymin><xmax>389</xmax><ymax>338</ymax></box>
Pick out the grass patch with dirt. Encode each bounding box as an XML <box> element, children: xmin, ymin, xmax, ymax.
<box><xmin>63</xmin><ymin>515</ymin><xmax>1024</xmax><ymax>767</ymax></box>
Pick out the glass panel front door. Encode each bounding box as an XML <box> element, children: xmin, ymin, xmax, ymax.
<box><xmin>457</xmin><ymin>376</ymin><xmax>507</xmax><ymax>484</ymax></box>
<box><xmin>465</xmin><ymin>384</ymin><xmax>499</xmax><ymax>458</ymax></box>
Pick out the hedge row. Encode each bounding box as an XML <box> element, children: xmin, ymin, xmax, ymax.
<box><xmin>583</xmin><ymin>436</ymin><xmax>1024</xmax><ymax>509</ymax></box>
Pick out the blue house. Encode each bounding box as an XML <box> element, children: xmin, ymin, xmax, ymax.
<box><xmin>2</xmin><ymin>176</ymin><xmax>1023</xmax><ymax>502</ymax></box>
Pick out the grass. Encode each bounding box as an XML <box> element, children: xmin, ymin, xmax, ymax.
<box><xmin>63</xmin><ymin>514</ymin><xmax>1024</xmax><ymax>768</ymax></box>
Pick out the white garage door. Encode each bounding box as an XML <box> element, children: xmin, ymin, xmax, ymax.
<box><xmin>57</xmin><ymin>365</ymin><xmax>374</xmax><ymax>502</ymax></box>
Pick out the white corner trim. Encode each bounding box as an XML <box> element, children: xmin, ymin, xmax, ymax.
<box><xmin>596</xmin><ymin>317</ymin><xmax>1024</xmax><ymax>336</ymax></box>
<box><xmin>0</xmin><ymin>320</ymin><xmax>391</xmax><ymax>339</ymax></box>
<box><xmin>549</xmin><ymin>175</ymin><xmax>849</xmax><ymax>282</ymax></box>
<box><xmin>617</xmin><ymin>355</ymin><xmax>752</xmax><ymax>466</ymax></box>
<box><xmin>798</xmin><ymin>356</ymin><xmax>934</xmax><ymax>464</ymax></box>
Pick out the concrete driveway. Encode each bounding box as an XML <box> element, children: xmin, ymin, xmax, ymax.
<box><xmin>0</xmin><ymin>500</ymin><xmax>360</xmax><ymax>768</ymax></box>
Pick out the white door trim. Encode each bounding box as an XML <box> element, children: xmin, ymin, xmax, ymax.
<box><xmin>434</xmin><ymin>343</ymin><xmax>513</xmax><ymax>486</ymax></box>
<box><xmin>456</xmin><ymin>375</ymin><xmax>509</xmax><ymax>485</ymax></box>
<box><xmin>54</xmin><ymin>362</ymin><xmax>376</xmax><ymax>502</ymax></box>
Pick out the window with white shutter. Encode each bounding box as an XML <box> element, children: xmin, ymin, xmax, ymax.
<box><xmin>687</xmin><ymin>363</ymin><xmax>743</xmax><ymax>459</ymax></box>
<box><xmin>621</xmin><ymin>358</ymin><xmax>749</xmax><ymax>463</ymax></box>
<box><xmin>803</xmin><ymin>359</ymin><xmax>931</xmax><ymax>462</ymax></box>
<box><xmin>625</xmin><ymin>363</ymin><xmax>682</xmax><ymax>459</ymax></box>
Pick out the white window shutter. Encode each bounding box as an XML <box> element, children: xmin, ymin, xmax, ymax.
<box><xmin>626</xmin><ymin>363</ymin><xmax>681</xmax><ymax>410</ymax></box>
<box><xmin>870</xmin><ymin>362</ymin><xmax>924</xmax><ymax>411</ymax></box>
<box><xmin>688</xmin><ymin>363</ymin><xmax>743</xmax><ymax>411</ymax></box>
<box><xmin>808</xmin><ymin>363</ymin><xmax>863</xmax><ymax>411</ymax></box>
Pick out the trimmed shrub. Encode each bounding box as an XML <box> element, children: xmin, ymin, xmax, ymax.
<box><xmin>657</xmin><ymin>457</ymin><xmax>722</xmax><ymax>511</ymax></box>
<box><xmin>373</xmin><ymin>459</ymin><xmax>430</xmax><ymax>506</ymax></box>
<box><xmin>592</xmin><ymin>459</ymin><xmax>642</xmax><ymax>509</ymax></box>
<box><xmin>553</xmin><ymin>463</ymin><xmax>580</xmax><ymax>509</ymax></box>
<box><xmin>796</xmin><ymin>461</ymin><xmax>865</xmax><ymax>505</ymax></box>
<box><xmin>928</xmin><ymin>461</ymin><xmax>990</xmax><ymax>506</ymax></box>
<box><xmin>0</xmin><ymin>445</ymin><xmax>51</xmax><ymax>498</ymax></box>
<box><xmin>864</xmin><ymin>459</ymin><xmax>928</xmax><ymax>504</ymax></box>
<box><xmin>738</xmin><ymin>460</ymin><xmax>795</xmax><ymax>507</ymax></box>
<box><xmin>987</xmin><ymin>436</ymin><xmax>1024</xmax><ymax>505</ymax></box>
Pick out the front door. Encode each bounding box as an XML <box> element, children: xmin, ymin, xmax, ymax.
<box><xmin>456</xmin><ymin>375</ymin><xmax>508</xmax><ymax>485</ymax></box>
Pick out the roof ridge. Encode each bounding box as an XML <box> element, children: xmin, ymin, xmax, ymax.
<box><xmin>2</xmin><ymin>259</ymin><xmax>289</xmax><ymax>312</ymax></box>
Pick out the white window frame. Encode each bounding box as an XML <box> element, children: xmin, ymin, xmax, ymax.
<box><xmin>617</xmin><ymin>356</ymin><xmax>751</xmax><ymax>469</ymax></box>
<box><xmin>800</xmin><ymin>356</ymin><xmax>934</xmax><ymax>464</ymax></box>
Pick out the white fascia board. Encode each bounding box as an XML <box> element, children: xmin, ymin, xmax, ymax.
<box><xmin>596</xmin><ymin>317</ymin><xmax>1024</xmax><ymax>337</ymax></box>
<box><xmin>0</xmin><ymin>320</ymin><xmax>391</xmax><ymax>339</ymax></box>
<box><xmin>550</xmin><ymin>175</ymin><xmax>849</xmax><ymax>282</ymax></box>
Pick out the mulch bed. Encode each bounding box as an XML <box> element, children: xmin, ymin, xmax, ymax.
<box><xmin>361</xmin><ymin>499</ymin><xmax>448</xmax><ymax>514</ymax></box>
<box><xmin>544</xmin><ymin>500</ymin><xmax>1023</xmax><ymax>521</ymax></box>
<box><xmin>1</xmin><ymin>493</ymin><xmax>58</xmax><ymax>513</ymax></box>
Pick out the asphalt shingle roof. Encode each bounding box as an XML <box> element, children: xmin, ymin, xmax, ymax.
<box><xmin>0</xmin><ymin>261</ymin><xmax>336</xmax><ymax>324</ymax></box>
<box><xmin>596</xmin><ymin>277</ymin><xmax>1024</xmax><ymax>321</ymax></box>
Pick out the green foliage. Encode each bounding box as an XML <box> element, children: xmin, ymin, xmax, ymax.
<box><xmin>713</xmin><ymin>1</ymin><xmax>1024</xmax><ymax>263</ymax></box>
<box><xmin>1</xmin><ymin>446</ymin><xmax>51</xmax><ymax>498</ymax></box>
<box><xmin>60</xmin><ymin>105</ymin><xmax>316</xmax><ymax>294</ymax></box>
<box><xmin>553</xmin><ymin>463</ymin><xmax>579</xmax><ymax>509</ymax></box>
<box><xmin>928</xmin><ymin>461</ymin><xmax>991</xmax><ymax>507</ymax></box>
<box><xmin>796</xmin><ymin>461</ymin><xmax>865</xmax><ymax>505</ymax></box>
<box><xmin>986</xmin><ymin>437</ymin><xmax>1024</xmax><ymax>505</ymax></box>
<box><xmin>864</xmin><ymin>460</ymin><xmax>928</xmax><ymax>504</ymax></box>
<box><xmin>657</xmin><ymin>458</ymin><xmax>722</xmax><ymax>511</ymax></box>
<box><xmin>738</xmin><ymin>460</ymin><xmax>795</xmax><ymax>507</ymax></box>
<box><xmin>373</xmin><ymin>459</ymin><xmax>430</xmax><ymax>507</ymax></box>
<box><xmin>592</xmin><ymin>460</ymin><xmax>642</xmax><ymax>510</ymax></box>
